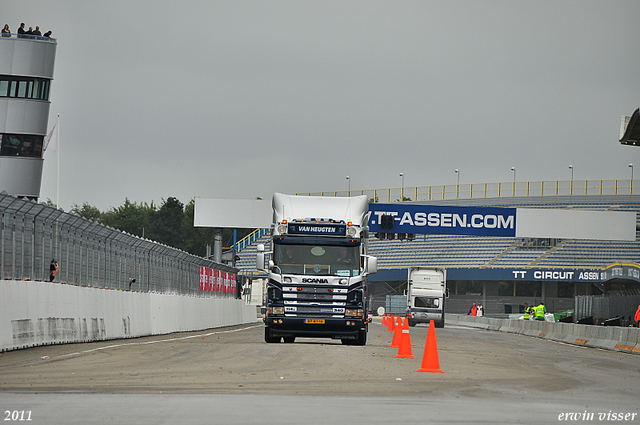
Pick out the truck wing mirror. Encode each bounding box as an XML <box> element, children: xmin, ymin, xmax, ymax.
<box><xmin>365</xmin><ymin>255</ymin><xmax>377</xmax><ymax>274</ymax></box>
<box><xmin>256</xmin><ymin>244</ymin><xmax>265</xmax><ymax>271</ymax></box>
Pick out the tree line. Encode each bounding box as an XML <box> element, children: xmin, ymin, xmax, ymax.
<box><xmin>69</xmin><ymin>198</ymin><xmax>253</xmax><ymax>258</ymax></box>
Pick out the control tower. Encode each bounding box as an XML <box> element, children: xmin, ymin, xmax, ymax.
<box><xmin>0</xmin><ymin>33</ymin><xmax>57</xmax><ymax>200</ymax></box>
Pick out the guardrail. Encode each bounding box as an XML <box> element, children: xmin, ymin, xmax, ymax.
<box><xmin>447</xmin><ymin>313</ymin><xmax>640</xmax><ymax>354</ymax></box>
<box><xmin>297</xmin><ymin>179</ymin><xmax>638</xmax><ymax>202</ymax></box>
<box><xmin>0</xmin><ymin>33</ymin><xmax>56</xmax><ymax>42</ymax></box>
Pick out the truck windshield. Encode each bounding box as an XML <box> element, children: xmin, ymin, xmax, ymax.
<box><xmin>274</xmin><ymin>243</ymin><xmax>360</xmax><ymax>277</ymax></box>
<box><xmin>414</xmin><ymin>297</ymin><xmax>439</xmax><ymax>308</ymax></box>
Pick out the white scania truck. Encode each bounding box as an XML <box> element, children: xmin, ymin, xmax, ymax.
<box><xmin>257</xmin><ymin>193</ymin><xmax>377</xmax><ymax>345</ymax></box>
<box><xmin>406</xmin><ymin>266</ymin><xmax>447</xmax><ymax>328</ymax></box>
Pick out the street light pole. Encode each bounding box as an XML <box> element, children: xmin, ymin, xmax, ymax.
<box><xmin>630</xmin><ymin>163</ymin><xmax>634</xmax><ymax>180</ymax></box>
<box><xmin>511</xmin><ymin>167</ymin><xmax>516</xmax><ymax>196</ymax></box>
<box><xmin>399</xmin><ymin>172</ymin><xmax>404</xmax><ymax>201</ymax></box>
<box><xmin>568</xmin><ymin>165</ymin><xmax>574</xmax><ymax>195</ymax></box>
<box><xmin>454</xmin><ymin>169</ymin><xmax>459</xmax><ymax>198</ymax></box>
<box><xmin>346</xmin><ymin>176</ymin><xmax>350</xmax><ymax>196</ymax></box>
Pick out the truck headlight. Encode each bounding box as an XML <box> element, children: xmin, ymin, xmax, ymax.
<box><xmin>270</xmin><ymin>307</ymin><xmax>284</xmax><ymax>315</ymax></box>
<box><xmin>345</xmin><ymin>309</ymin><xmax>363</xmax><ymax>317</ymax></box>
<box><xmin>346</xmin><ymin>226</ymin><xmax>357</xmax><ymax>237</ymax></box>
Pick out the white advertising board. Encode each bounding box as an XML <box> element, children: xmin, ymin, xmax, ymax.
<box><xmin>515</xmin><ymin>208</ymin><xmax>636</xmax><ymax>241</ymax></box>
<box><xmin>194</xmin><ymin>198</ymin><xmax>272</xmax><ymax>228</ymax></box>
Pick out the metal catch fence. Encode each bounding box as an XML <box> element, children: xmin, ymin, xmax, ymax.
<box><xmin>575</xmin><ymin>294</ymin><xmax>640</xmax><ymax>323</ymax></box>
<box><xmin>0</xmin><ymin>193</ymin><xmax>237</xmax><ymax>296</ymax></box>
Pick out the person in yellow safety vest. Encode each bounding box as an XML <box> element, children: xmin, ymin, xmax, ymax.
<box><xmin>523</xmin><ymin>303</ymin><xmax>531</xmax><ymax>320</ymax></box>
<box><xmin>534</xmin><ymin>303</ymin><xmax>546</xmax><ymax>321</ymax></box>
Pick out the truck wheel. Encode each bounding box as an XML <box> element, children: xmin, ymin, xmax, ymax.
<box><xmin>343</xmin><ymin>330</ymin><xmax>367</xmax><ymax>346</ymax></box>
<box><xmin>264</xmin><ymin>328</ymin><xmax>281</xmax><ymax>343</ymax></box>
<box><xmin>435</xmin><ymin>320</ymin><xmax>444</xmax><ymax>328</ymax></box>
<box><xmin>408</xmin><ymin>319</ymin><xmax>416</xmax><ymax>327</ymax></box>
<box><xmin>283</xmin><ymin>336</ymin><xmax>295</xmax><ymax>343</ymax></box>
<box><xmin>355</xmin><ymin>329</ymin><xmax>367</xmax><ymax>346</ymax></box>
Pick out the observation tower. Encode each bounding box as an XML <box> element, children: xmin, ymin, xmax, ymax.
<box><xmin>0</xmin><ymin>32</ymin><xmax>57</xmax><ymax>200</ymax></box>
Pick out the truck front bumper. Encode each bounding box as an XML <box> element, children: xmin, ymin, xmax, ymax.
<box><xmin>265</xmin><ymin>316</ymin><xmax>365</xmax><ymax>339</ymax></box>
<box><xmin>410</xmin><ymin>309</ymin><xmax>443</xmax><ymax>324</ymax></box>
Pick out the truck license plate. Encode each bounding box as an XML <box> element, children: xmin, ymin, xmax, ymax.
<box><xmin>305</xmin><ymin>319</ymin><xmax>325</xmax><ymax>324</ymax></box>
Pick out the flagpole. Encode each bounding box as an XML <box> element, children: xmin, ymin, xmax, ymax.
<box><xmin>56</xmin><ymin>113</ymin><xmax>60</xmax><ymax>209</ymax></box>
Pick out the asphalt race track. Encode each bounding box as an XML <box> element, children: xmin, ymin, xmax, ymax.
<box><xmin>1</xmin><ymin>320</ymin><xmax>638</xmax><ymax>424</ymax></box>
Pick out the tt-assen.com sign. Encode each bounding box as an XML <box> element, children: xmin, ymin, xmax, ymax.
<box><xmin>368</xmin><ymin>204</ymin><xmax>516</xmax><ymax>237</ymax></box>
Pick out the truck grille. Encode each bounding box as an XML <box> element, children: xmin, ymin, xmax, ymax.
<box><xmin>279</xmin><ymin>284</ymin><xmax>352</xmax><ymax>316</ymax></box>
<box><xmin>285</xmin><ymin>306</ymin><xmax>345</xmax><ymax>314</ymax></box>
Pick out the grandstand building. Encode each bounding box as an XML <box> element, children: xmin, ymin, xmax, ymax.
<box><xmin>0</xmin><ymin>32</ymin><xmax>57</xmax><ymax>200</ymax></box>
<box><xmin>236</xmin><ymin>180</ymin><xmax>640</xmax><ymax>321</ymax></box>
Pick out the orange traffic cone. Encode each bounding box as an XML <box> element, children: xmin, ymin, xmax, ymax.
<box><xmin>390</xmin><ymin>318</ymin><xmax>403</xmax><ymax>348</ymax></box>
<box><xmin>402</xmin><ymin>316</ymin><xmax>416</xmax><ymax>346</ymax></box>
<box><xmin>387</xmin><ymin>315</ymin><xmax>396</xmax><ymax>332</ymax></box>
<box><xmin>416</xmin><ymin>320</ymin><xmax>444</xmax><ymax>373</ymax></box>
<box><xmin>394</xmin><ymin>323</ymin><xmax>415</xmax><ymax>358</ymax></box>
<box><xmin>382</xmin><ymin>314</ymin><xmax>388</xmax><ymax>327</ymax></box>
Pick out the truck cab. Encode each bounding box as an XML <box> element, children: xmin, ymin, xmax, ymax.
<box><xmin>258</xmin><ymin>193</ymin><xmax>377</xmax><ymax>345</ymax></box>
<box><xmin>406</xmin><ymin>267</ymin><xmax>447</xmax><ymax>328</ymax></box>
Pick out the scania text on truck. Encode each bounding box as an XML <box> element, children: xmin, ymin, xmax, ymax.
<box><xmin>257</xmin><ymin>193</ymin><xmax>377</xmax><ymax>345</ymax></box>
<box><xmin>406</xmin><ymin>266</ymin><xmax>447</xmax><ymax>328</ymax></box>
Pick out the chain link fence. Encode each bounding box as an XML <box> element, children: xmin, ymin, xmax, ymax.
<box><xmin>0</xmin><ymin>193</ymin><xmax>237</xmax><ymax>296</ymax></box>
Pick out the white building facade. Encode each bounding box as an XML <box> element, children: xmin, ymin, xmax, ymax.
<box><xmin>0</xmin><ymin>34</ymin><xmax>57</xmax><ymax>200</ymax></box>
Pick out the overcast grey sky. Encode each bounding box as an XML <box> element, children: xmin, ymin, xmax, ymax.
<box><xmin>5</xmin><ymin>0</ymin><xmax>640</xmax><ymax>211</ymax></box>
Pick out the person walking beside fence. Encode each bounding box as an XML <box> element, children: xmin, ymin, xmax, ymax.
<box><xmin>634</xmin><ymin>304</ymin><xmax>640</xmax><ymax>327</ymax></box>
<box><xmin>467</xmin><ymin>303</ymin><xmax>478</xmax><ymax>316</ymax></box>
<box><xmin>49</xmin><ymin>260</ymin><xmax>58</xmax><ymax>282</ymax></box>
<box><xmin>523</xmin><ymin>303</ymin><xmax>531</xmax><ymax>320</ymax></box>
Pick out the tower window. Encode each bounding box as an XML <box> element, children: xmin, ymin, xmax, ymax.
<box><xmin>0</xmin><ymin>76</ymin><xmax>52</xmax><ymax>101</ymax></box>
<box><xmin>0</xmin><ymin>134</ymin><xmax>44</xmax><ymax>157</ymax></box>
